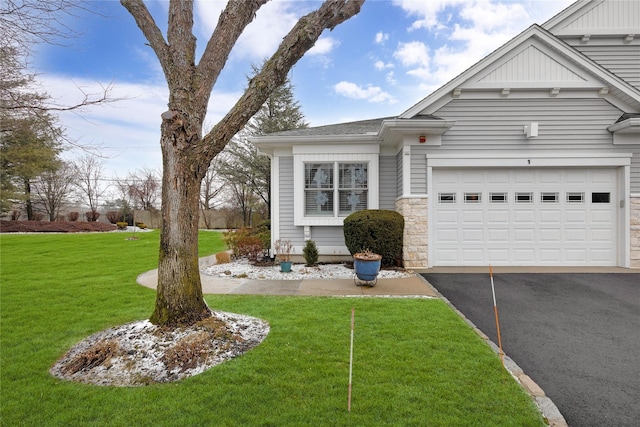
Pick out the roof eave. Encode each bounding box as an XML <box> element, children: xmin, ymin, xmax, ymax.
<box><xmin>608</xmin><ymin>118</ymin><xmax>640</xmax><ymax>134</ymax></box>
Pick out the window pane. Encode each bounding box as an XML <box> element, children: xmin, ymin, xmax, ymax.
<box><xmin>339</xmin><ymin>163</ymin><xmax>367</xmax><ymax>189</ymax></box>
<box><xmin>566</xmin><ymin>192</ymin><xmax>584</xmax><ymax>203</ymax></box>
<box><xmin>439</xmin><ymin>193</ymin><xmax>456</xmax><ymax>203</ymax></box>
<box><xmin>541</xmin><ymin>192</ymin><xmax>559</xmax><ymax>203</ymax></box>
<box><xmin>339</xmin><ymin>190</ymin><xmax>367</xmax><ymax>215</ymax></box>
<box><xmin>490</xmin><ymin>192</ymin><xmax>507</xmax><ymax>203</ymax></box>
<box><xmin>464</xmin><ymin>192</ymin><xmax>481</xmax><ymax>203</ymax></box>
<box><xmin>305</xmin><ymin>163</ymin><xmax>333</xmax><ymax>189</ymax></box>
<box><xmin>516</xmin><ymin>192</ymin><xmax>533</xmax><ymax>203</ymax></box>
<box><xmin>592</xmin><ymin>192</ymin><xmax>610</xmax><ymax>203</ymax></box>
<box><xmin>305</xmin><ymin>190</ymin><xmax>334</xmax><ymax>215</ymax></box>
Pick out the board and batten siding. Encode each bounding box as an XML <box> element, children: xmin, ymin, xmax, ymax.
<box><xmin>570</xmin><ymin>44</ymin><xmax>640</xmax><ymax>91</ymax></box>
<box><xmin>379</xmin><ymin>155</ymin><xmax>397</xmax><ymax>209</ymax></box>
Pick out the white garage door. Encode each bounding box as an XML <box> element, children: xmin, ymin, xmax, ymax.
<box><xmin>431</xmin><ymin>168</ymin><xmax>618</xmax><ymax>266</ymax></box>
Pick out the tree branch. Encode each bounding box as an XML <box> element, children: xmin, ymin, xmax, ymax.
<box><xmin>195</xmin><ymin>0</ymin><xmax>268</xmax><ymax>107</ymax></box>
<box><xmin>120</xmin><ymin>0</ymin><xmax>170</xmax><ymax>80</ymax></box>
<box><xmin>202</xmin><ymin>0</ymin><xmax>364</xmax><ymax>159</ymax></box>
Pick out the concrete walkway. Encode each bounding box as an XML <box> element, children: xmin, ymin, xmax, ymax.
<box><xmin>136</xmin><ymin>268</ymin><xmax>438</xmax><ymax>297</ymax></box>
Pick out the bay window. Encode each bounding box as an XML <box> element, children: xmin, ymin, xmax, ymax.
<box><xmin>294</xmin><ymin>151</ymin><xmax>378</xmax><ymax>226</ymax></box>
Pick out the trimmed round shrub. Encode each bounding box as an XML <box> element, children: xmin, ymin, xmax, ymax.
<box><xmin>343</xmin><ymin>210</ymin><xmax>404</xmax><ymax>267</ymax></box>
<box><xmin>116</xmin><ymin>222</ymin><xmax>128</xmax><ymax>230</ymax></box>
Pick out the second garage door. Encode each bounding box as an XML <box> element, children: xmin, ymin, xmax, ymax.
<box><xmin>431</xmin><ymin>168</ymin><xmax>618</xmax><ymax>266</ymax></box>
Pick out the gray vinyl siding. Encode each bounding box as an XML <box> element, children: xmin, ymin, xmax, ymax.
<box><xmin>571</xmin><ymin>44</ymin><xmax>640</xmax><ymax>91</ymax></box>
<box><xmin>434</xmin><ymin>98</ymin><xmax>622</xmax><ymax>145</ymax></box>
<box><xmin>379</xmin><ymin>155</ymin><xmax>397</xmax><ymax>209</ymax></box>
<box><xmin>410</xmin><ymin>145</ymin><xmax>429</xmax><ymax>194</ymax></box>
<box><xmin>278</xmin><ymin>157</ymin><xmax>304</xmax><ymax>242</ymax></box>
<box><xmin>309</xmin><ymin>227</ymin><xmax>345</xmax><ymax>247</ymax></box>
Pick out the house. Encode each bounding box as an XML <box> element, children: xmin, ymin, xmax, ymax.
<box><xmin>252</xmin><ymin>0</ymin><xmax>640</xmax><ymax>269</ymax></box>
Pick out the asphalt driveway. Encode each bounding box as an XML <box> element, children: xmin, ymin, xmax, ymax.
<box><xmin>421</xmin><ymin>273</ymin><xmax>640</xmax><ymax>427</ymax></box>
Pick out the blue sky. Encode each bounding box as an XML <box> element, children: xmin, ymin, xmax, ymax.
<box><xmin>34</xmin><ymin>0</ymin><xmax>573</xmax><ymax>178</ymax></box>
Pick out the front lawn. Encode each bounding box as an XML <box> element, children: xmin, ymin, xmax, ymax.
<box><xmin>0</xmin><ymin>231</ymin><xmax>544</xmax><ymax>426</ymax></box>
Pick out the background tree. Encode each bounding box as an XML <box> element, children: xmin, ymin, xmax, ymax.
<box><xmin>126</xmin><ymin>168</ymin><xmax>160</xmax><ymax>211</ymax></box>
<box><xmin>199</xmin><ymin>155</ymin><xmax>226</xmax><ymax>229</ymax></box>
<box><xmin>219</xmin><ymin>63</ymin><xmax>309</xmax><ymax>224</ymax></box>
<box><xmin>32</xmin><ymin>160</ymin><xmax>76</xmax><ymax>221</ymax></box>
<box><xmin>0</xmin><ymin>115</ymin><xmax>62</xmax><ymax>219</ymax></box>
<box><xmin>120</xmin><ymin>0</ymin><xmax>364</xmax><ymax>327</ymax></box>
<box><xmin>73</xmin><ymin>154</ymin><xmax>106</xmax><ymax>219</ymax></box>
<box><xmin>0</xmin><ymin>1</ymin><xmax>112</xmax><ymax>119</ymax></box>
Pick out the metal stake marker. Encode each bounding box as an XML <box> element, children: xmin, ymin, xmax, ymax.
<box><xmin>348</xmin><ymin>307</ymin><xmax>355</xmax><ymax>412</ymax></box>
<box><xmin>490</xmin><ymin>265</ymin><xmax>505</xmax><ymax>367</ymax></box>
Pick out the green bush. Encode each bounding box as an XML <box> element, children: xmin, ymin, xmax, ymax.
<box><xmin>223</xmin><ymin>227</ymin><xmax>270</xmax><ymax>262</ymax></box>
<box><xmin>302</xmin><ymin>240</ymin><xmax>319</xmax><ymax>266</ymax></box>
<box><xmin>116</xmin><ymin>222</ymin><xmax>128</xmax><ymax>230</ymax></box>
<box><xmin>135</xmin><ymin>222</ymin><xmax>147</xmax><ymax>229</ymax></box>
<box><xmin>343</xmin><ymin>209</ymin><xmax>404</xmax><ymax>267</ymax></box>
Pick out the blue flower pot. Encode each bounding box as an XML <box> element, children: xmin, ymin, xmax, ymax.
<box><xmin>353</xmin><ymin>257</ymin><xmax>381</xmax><ymax>281</ymax></box>
<box><xmin>280</xmin><ymin>261</ymin><xmax>292</xmax><ymax>272</ymax></box>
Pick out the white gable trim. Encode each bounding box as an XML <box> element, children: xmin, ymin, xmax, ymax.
<box><xmin>400</xmin><ymin>25</ymin><xmax>640</xmax><ymax>118</ymax></box>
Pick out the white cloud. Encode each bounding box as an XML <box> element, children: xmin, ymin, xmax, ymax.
<box><xmin>334</xmin><ymin>81</ymin><xmax>396</xmax><ymax>104</ymax></box>
<box><xmin>308</xmin><ymin>37</ymin><xmax>339</xmax><ymax>56</ymax></box>
<box><xmin>392</xmin><ymin>0</ymin><xmax>467</xmax><ymax>31</ymax></box>
<box><xmin>374</xmin><ymin>60</ymin><xmax>394</xmax><ymax>70</ymax></box>
<box><xmin>375</xmin><ymin>32</ymin><xmax>389</xmax><ymax>44</ymax></box>
<box><xmin>38</xmin><ymin>75</ymin><xmax>242</xmax><ymax>177</ymax></box>
<box><xmin>394</xmin><ymin>41</ymin><xmax>430</xmax><ymax>80</ymax></box>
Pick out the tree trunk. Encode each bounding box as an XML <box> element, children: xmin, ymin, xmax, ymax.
<box><xmin>149</xmin><ymin>116</ymin><xmax>210</xmax><ymax>327</ymax></box>
<box><xmin>24</xmin><ymin>180</ymin><xmax>34</xmax><ymax>220</ymax></box>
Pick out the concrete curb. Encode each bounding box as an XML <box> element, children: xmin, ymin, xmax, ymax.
<box><xmin>416</xmin><ymin>274</ymin><xmax>568</xmax><ymax>427</ymax></box>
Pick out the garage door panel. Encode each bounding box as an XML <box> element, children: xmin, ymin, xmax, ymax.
<box><xmin>487</xmin><ymin>210</ymin><xmax>509</xmax><ymax>223</ymax></box>
<box><xmin>514</xmin><ymin>249</ymin><xmax>535</xmax><ymax>262</ymax></box>
<box><xmin>591</xmin><ymin>229</ymin><xmax>613</xmax><ymax>242</ymax></box>
<box><xmin>540</xmin><ymin>249</ymin><xmax>561</xmax><ymax>262</ymax></box>
<box><xmin>591</xmin><ymin>210</ymin><xmax>614</xmax><ymax>224</ymax></box>
<box><xmin>565</xmin><ymin>228</ymin><xmax>587</xmax><ymax>242</ymax></box>
<box><xmin>513</xmin><ymin>210</ymin><xmax>535</xmax><ymax>223</ymax></box>
<box><xmin>432</xmin><ymin>168</ymin><xmax>617</xmax><ymax>266</ymax></box>
<box><xmin>462</xmin><ymin>228</ymin><xmax>483</xmax><ymax>241</ymax></box>
<box><xmin>437</xmin><ymin>228</ymin><xmax>458</xmax><ymax>242</ymax></box>
<box><xmin>462</xmin><ymin>248</ymin><xmax>484</xmax><ymax>262</ymax></box>
<box><xmin>436</xmin><ymin>209</ymin><xmax>458</xmax><ymax>223</ymax></box>
<box><xmin>539</xmin><ymin>229</ymin><xmax>561</xmax><ymax>242</ymax></box>
<box><xmin>591</xmin><ymin>248</ymin><xmax>614</xmax><ymax>262</ymax></box>
<box><xmin>539</xmin><ymin>210</ymin><xmax>562</xmax><ymax>223</ymax></box>
<box><xmin>566</xmin><ymin>248</ymin><xmax>587</xmax><ymax>262</ymax></box>
<box><xmin>462</xmin><ymin>210</ymin><xmax>483</xmax><ymax>222</ymax></box>
<box><xmin>513</xmin><ymin>229</ymin><xmax>535</xmax><ymax>242</ymax></box>
<box><xmin>487</xmin><ymin>228</ymin><xmax>508</xmax><ymax>242</ymax></box>
<box><xmin>565</xmin><ymin>210</ymin><xmax>587</xmax><ymax>223</ymax></box>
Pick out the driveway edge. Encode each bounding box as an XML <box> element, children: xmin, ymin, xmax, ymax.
<box><xmin>417</xmin><ymin>274</ymin><xmax>568</xmax><ymax>427</ymax></box>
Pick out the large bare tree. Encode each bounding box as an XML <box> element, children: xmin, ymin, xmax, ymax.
<box><xmin>121</xmin><ymin>0</ymin><xmax>364</xmax><ymax>326</ymax></box>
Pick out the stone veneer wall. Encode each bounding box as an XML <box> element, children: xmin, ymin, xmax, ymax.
<box><xmin>631</xmin><ymin>196</ymin><xmax>640</xmax><ymax>268</ymax></box>
<box><xmin>396</xmin><ymin>197</ymin><xmax>428</xmax><ymax>268</ymax></box>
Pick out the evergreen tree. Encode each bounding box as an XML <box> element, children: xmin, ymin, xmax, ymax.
<box><xmin>217</xmin><ymin>62</ymin><xmax>309</xmax><ymax>223</ymax></box>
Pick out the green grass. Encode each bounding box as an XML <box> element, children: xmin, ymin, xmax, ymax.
<box><xmin>0</xmin><ymin>231</ymin><xmax>544</xmax><ymax>426</ymax></box>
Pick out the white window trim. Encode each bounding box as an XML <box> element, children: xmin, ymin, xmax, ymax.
<box><xmin>294</xmin><ymin>152</ymin><xmax>379</xmax><ymax>226</ymax></box>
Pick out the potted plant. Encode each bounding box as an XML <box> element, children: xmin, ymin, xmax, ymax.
<box><xmin>353</xmin><ymin>248</ymin><xmax>382</xmax><ymax>284</ymax></box>
<box><xmin>274</xmin><ymin>239</ymin><xmax>294</xmax><ymax>272</ymax></box>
